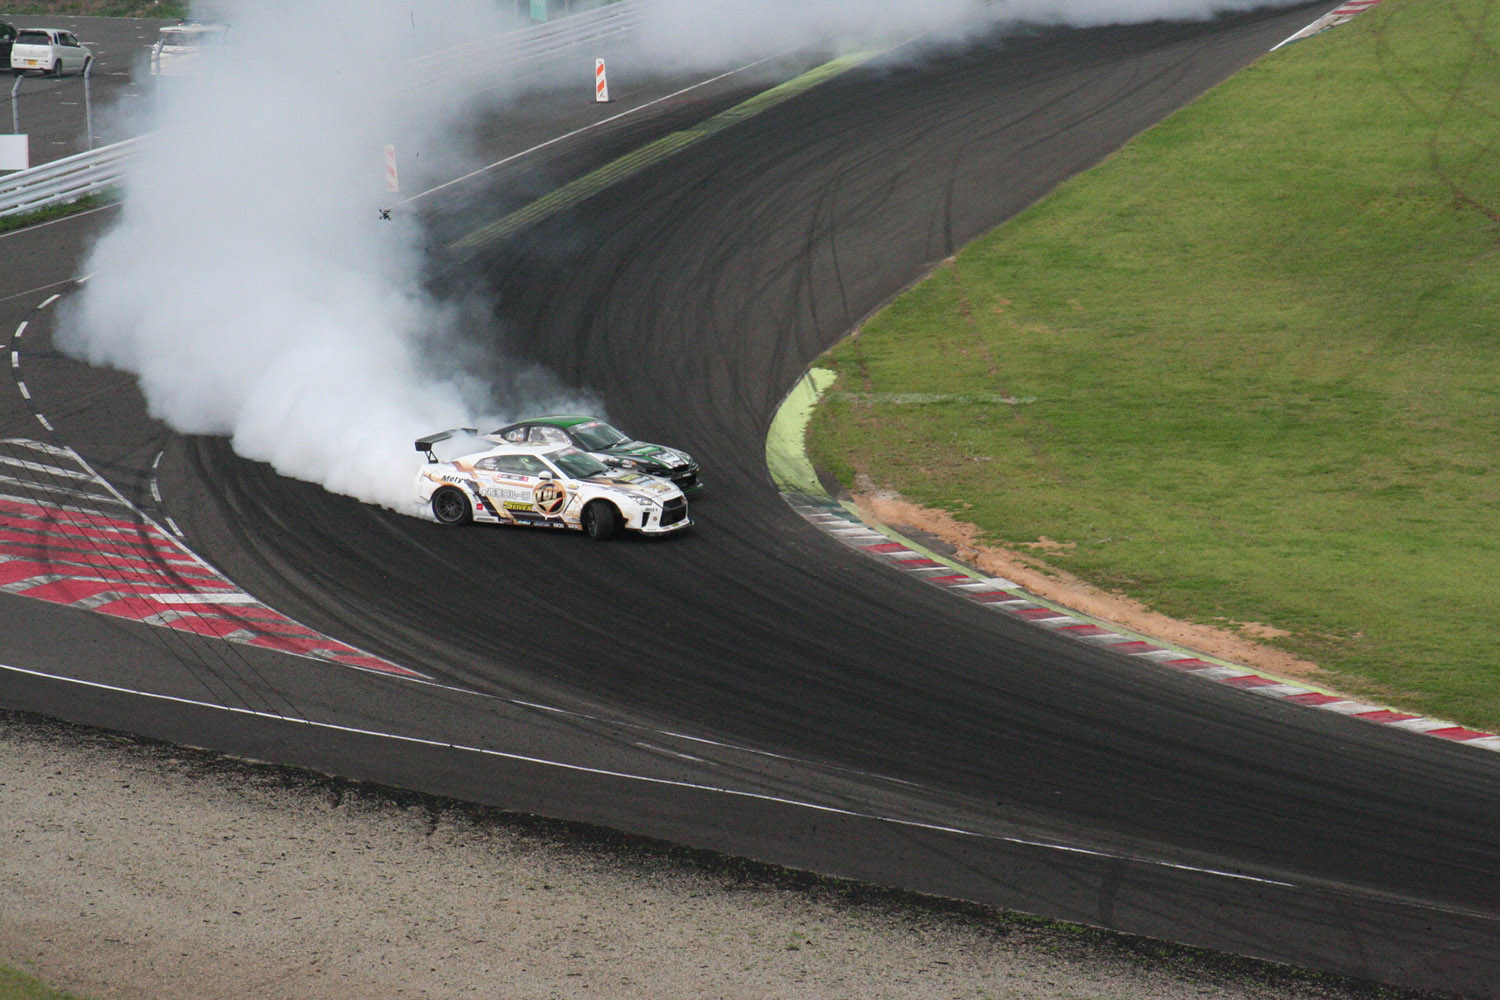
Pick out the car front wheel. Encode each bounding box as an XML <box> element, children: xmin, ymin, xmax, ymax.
<box><xmin>430</xmin><ymin>487</ymin><xmax>473</xmax><ymax>526</ymax></box>
<box><xmin>581</xmin><ymin>500</ymin><xmax>620</xmax><ymax>541</ymax></box>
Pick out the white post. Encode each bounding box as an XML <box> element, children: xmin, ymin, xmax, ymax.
<box><xmin>594</xmin><ymin>58</ymin><xmax>609</xmax><ymax>103</ymax></box>
<box><xmin>84</xmin><ymin>58</ymin><xmax>94</xmax><ymax>149</ymax></box>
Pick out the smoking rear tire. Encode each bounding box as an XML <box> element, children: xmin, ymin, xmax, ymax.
<box><xmin>581</xmin><ymin>500</ymin><xmax>620</xmax><ymax>541</ymax></box>
<box><xmin>430</xmin><ymin>487</ymin><xmax>472</xmax><ymax>526</ymax></box>
<box><xmin>49</xmin><ymin>60</ymin><xmax>62</xmax><ymax>77</ymax></box>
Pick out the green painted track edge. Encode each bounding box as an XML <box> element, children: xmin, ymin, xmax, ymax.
<box><xmin>447</xmin><ymin>51</ymin><xmax>875</xmax><ymax>258</ymax></box>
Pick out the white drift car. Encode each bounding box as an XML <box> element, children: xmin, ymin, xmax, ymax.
<box><xmin>415</xmin><ymin>429</ymin><xmax>690</xmax><ymax>540</ymax></box>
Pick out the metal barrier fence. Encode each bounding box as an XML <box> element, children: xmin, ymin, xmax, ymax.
<box><xmin>0</xmin><ymin>0</ymin><xmax>641</xmax><ymax>220</ymax></box>
<box><xmin>0</xmin><ymin>134</ymin><xmax>143</xmax><ymax>217</ymax></box>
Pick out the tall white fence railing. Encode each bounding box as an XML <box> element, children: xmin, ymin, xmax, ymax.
<box><xmin>0</xmin><ymin>1</ymin><xmax>642</xmax><ymax>220</ymax></box>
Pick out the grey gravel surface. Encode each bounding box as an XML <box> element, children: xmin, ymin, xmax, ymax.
<box><xmin>0</xmin><ymin>711</ymin><xmax>1428</xmax><ymax>1000</ymax></box>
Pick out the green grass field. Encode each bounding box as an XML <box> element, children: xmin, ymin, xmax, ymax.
<box><xmin>3</xmin><ymin>1</ymin><xmax>186</xmax><ymax>17</ymax></box>
<box><xmin>809</xmin><ymin>0</ymin><xmax>1500</xmax><ymax>728</ymax></box>
<box><xmin>0</xmin><ymin>966</ymin><xmax>84</xmax><ymax>1000</ymax></box>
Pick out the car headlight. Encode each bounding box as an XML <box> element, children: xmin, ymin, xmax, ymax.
<box><xmin>625</xmin><ymin>492</ymin><xmax>660</xmax><ymax>506</ymax></box>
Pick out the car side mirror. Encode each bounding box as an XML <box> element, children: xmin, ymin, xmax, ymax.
<box><xmin>538</xmin><ymin>471</ymin><xmax>554</xmax><ymax>480</ymax></box>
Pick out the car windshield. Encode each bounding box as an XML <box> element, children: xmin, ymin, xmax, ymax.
<box><xmin>161</xmin><ymin>27</ymin><xmax>223</xmax><ymax>45</ymax></box>
<box><xmin>550</xmin><ymin>448</ymin><xmax>609</xmax><ymax>479</ymax></box>
<box><xmin>571</xmin><ymin>420</ymin><xmax>629</xmax><ymax>450</ymax></box>
<box><xmin>16</xmin><ymin>31</ymin><xmax>52</xmax><ymax>45</ymax></box>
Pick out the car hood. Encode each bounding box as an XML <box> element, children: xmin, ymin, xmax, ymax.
<box><xmin>599</xmin><ymin>441</ymin><xmax>694</xmax><ymax>469</ymax></box>
<box><xmin>584</xmin><ymin>470</ymin><xmax>683</xmax><ymax>497</ymax></box>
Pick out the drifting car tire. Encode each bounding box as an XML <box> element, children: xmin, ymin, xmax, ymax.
<box><xmin>49</xmin><ymin>59</ymin><xmax>62</xmax><ymax>77</ymax></box>
<box><xmin>430</xmin><ymin>487</ymin><xmax>473</xmax><ymax>526</ymax></box>
<box><xmin>582</xmin><ymin>500</ymin><xmax>620</xmax><ymax>541</ymax></box>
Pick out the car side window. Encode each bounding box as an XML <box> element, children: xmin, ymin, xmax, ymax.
<box><xmin>501</xmin><ymin>427</ymin><xmax>527</xmax><ymax>443</ymax></box>
<box><xmin>60</xmin><ymin>33</ymin><xmax>74</xmax><ymax>46</ymax></box>
<box><xmin>527</xmin><ymin>426</ymin><xmax>568</xmax><ymax>446</ymax></box>
<box><xmin>480</xmin><ymin>454</ymin><xmax>548</xmax><ymax>476</ymax></box>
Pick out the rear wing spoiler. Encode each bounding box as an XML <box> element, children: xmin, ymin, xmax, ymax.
<box><xmin>415</xmin><ymin>427</ymin><xmax>477</xmax><ymax>463</ymax></box>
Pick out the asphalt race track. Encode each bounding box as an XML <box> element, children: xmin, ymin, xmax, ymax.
<box><xmin>5</xmin><ymin>4</ymin><xmax>1500</xmax><ymax>995</ymax></box>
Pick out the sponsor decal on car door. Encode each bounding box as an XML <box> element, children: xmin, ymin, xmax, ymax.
<box><xmin>532</xmin><ymin>479</ymin><xmax>567</xmax><ymax>516</ymax></box>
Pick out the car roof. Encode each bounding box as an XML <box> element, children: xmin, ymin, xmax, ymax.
<box><xmin>458</xmin><ymin>441</ymin><xmax>571</xmax><ymax>461</ymax></box>
<box><xmin>511</xmin><ymin>414</ymin><xmax>600</xmax><ymax>429</ymax></box>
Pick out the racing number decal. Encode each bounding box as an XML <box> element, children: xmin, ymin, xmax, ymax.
<box><xmin>533</xmin><ymin>480</ymin><xmax>568</xmax><ymax>516</ymax></box>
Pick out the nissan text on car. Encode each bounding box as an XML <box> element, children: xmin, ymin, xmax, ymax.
<box><xmin>415</xmin><ymin>429</ymin><xmax>690</xmax><ymax>540</ymax></box>
<box><xmin>9</xmin><ymin>28</ymin><xmax>91</xmax><ymax>77</ymax></box>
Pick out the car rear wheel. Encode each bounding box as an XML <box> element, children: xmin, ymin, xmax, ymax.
<box><xmin>581</xmin><ymin>500</ymin><xmax>620</xmax><ymax>541</ymax></box>
<box><xmin>430</xmin><ymin>487</ymin><xmax>472</xmax><ymax>526</ymax></box>
<box><xmin>49</xmin><ymin>59</ymin><xmax>62</xmax><ymax>77</ymax></box>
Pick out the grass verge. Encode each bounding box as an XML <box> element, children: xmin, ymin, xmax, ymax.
<box><xmin>0</xmin><ymin>195</ymin><xmax>109</xmax><ymax>235</ymax></box>
<box><xmin>0</xmin><ymin>966</ymin><xmax>86</xmax><ymax>1000</ymax></box>
<box><xmin>2</xmin><ymin>1</ymin><xmax>186</xmax><ymax>17</ymax></box>
<box><xmin>808</xmin><ymin>0</ymin><xmax>1500</xmax><ymax>729</ymax></box>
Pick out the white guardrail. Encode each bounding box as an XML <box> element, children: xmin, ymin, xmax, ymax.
<box><xmin>0</xmin><ymin>1</ymin><xmax>642</xmax><ymax>220</ymax></box>
<box><xmin>0</xmin><ymin>135</ymin><xmax>143</xmax><ymax>217</ymax></box>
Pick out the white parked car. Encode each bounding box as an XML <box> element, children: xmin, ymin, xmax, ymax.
<box><xmin>9</xmin><ymin>28</ymin><xmax>91</xmax><ymax>77</ymax></box>
<box><xmin>150</xmin><ymin>22</ymin><xmax>227</xmax><ymax>77</ymax></box>
<box><xmin>414</xmin><ymin>429</ymin><xmax>691</xmax><ymax>540</ymax></box>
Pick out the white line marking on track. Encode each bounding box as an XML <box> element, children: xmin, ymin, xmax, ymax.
<box><xmin>143</xmin><ymin>592</ymin><xmax>260</xmax><ymax>605</ymax></box>
<box><xmin>507</xmin><ymin>698</ymin><xmax>924</xmax><ymax>788</ymax></box>
<box><xmin>0</xmin><ymin>474</ymin><xmax>131</xmax><ymax>505</ymax></box>
<box><xmin>0</xmin><ymin>660</ymin><xmax>1300</xmax><ymax>890</ymax></box>
<box><xmin>0</xmin><ymin>454</ymin><xmax>95</xmax><ymax>480</ymax></box>
<box><xmin>35</xmin><ymin>414</ymin><xmax>52</xmax><ymax>431</ymax></box>
<box><xmin>634</xmin><ymin>741</ymin><xmax>711</xmax><ymax>764</ymax></box>
<box><xmin>0</xmin><ymin>279</ymin><xmax>82</xmax><ymax>306</ymax></box>
<box><xmin>2</xmin><ymin>438</ymin><xmax>71</xmax><ymax>457</ymax></box>
<box><xmin>14</xmin><ymin>321</ymin><xmax>27</xmax><ymax>339</ymax></box>
<box><xmin>38</xmin><ymin>294</ymin><xmax>60</xmax><ymax>309</ymax></box>
<box><xmin>0</xmin><ymin>203</ymin><xmax>119</xmax><ymax>245</ymax></box>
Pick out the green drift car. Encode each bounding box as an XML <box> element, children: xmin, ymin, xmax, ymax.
<box><xmin>488</xmin><ymin>415</ymin><xmax>702</xmax><ymax>494</ymax></box>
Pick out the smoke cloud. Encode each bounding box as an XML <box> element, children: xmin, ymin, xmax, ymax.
<box><xmin>60</xmin><ymin>0</ymin><xmax>595</xmax><ymax>512</ymax></box>
<box><xmin>61</xmin><ymin>0</ymin><xmax>1305</xmax><ymax>514</ymax></box>
<box><xmin>634</xmin><ymin>0</ymin><xmax>1307</xmax><ymax>68</ymax></box>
